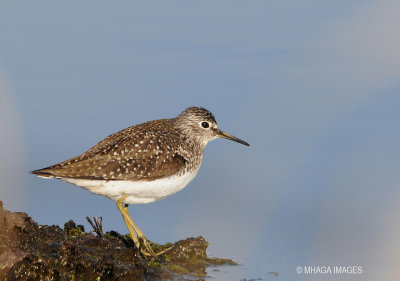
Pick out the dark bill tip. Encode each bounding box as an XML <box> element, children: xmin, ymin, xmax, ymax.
<box><xmin>217</xmin><ymin>130</ymin><xmax>250</xmax><ymax>146</ymax></box>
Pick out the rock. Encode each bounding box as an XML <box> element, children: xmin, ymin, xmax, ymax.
<box><xmin>0</xmin><ymin>201</ymin><xmax>236</xmax><ymax>280</ymax></box>
<box><xmin>0</xmin><ymin>204</ymin><xmax>30</xmax><ymax>270</ymax></box>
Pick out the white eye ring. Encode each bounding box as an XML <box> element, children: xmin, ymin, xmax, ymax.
<box><xmin>200</xmin><ymin>121</ymin><xmax>210</xmax><ymax>129</ymax></box>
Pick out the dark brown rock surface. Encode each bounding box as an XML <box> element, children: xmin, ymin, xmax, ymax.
<box><xmin>0</xmin><ymin>201</ymin><xmax>235</xmax><ymax>281</ymax></box>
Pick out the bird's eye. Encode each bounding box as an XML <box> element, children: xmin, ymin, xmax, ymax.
<box><xmin>201</xmin><ymin>122</ymin><xmax>210</xmax><ymax>129</ymax></box>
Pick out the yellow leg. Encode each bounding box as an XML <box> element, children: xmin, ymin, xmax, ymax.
<box><xmin>116</xmin><ymin>196</ymin><xmax>140</xmax><ymax>246</ymax></box>
<box><xmin>116</xmin><ymin>194</ymin><xmax>173</xmax><ymax>258</ymax></box>
<box><xmin>121</xmin><ymin>204</ymin><xmax>158</xmax><ymax>257</ymax></box>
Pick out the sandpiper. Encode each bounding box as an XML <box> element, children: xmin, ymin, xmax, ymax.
<box><xmin>30</xmin><ymin>106</ymin><xmax>249</xmax><ymax>258</ymax></box>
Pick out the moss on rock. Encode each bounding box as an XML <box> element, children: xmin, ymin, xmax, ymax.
<box><xmin>0</xmin><ymin>201</ymin><xmax>236</xmax><ymax>280</ymax></box>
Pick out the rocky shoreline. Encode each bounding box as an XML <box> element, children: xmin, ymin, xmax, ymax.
<box><xmin>0</xmin><ymin>201</ymin><xmax>236</xmax><ymax>281</ymax></box>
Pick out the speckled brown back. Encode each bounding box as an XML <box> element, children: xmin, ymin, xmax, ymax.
<box><xmin>31</xmin><ymin>118</ymin><xmax>202</xmax><ymax>181</ymax></box>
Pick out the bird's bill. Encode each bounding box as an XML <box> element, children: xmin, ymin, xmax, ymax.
<box><xmin>217</xmin><ymin>129</ymin><xmax>250</xmax><ymax>146</ymax></box>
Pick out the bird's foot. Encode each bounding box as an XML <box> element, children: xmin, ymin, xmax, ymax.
<box><xmin>137</xmin><ymin>236</ymin><xmax>174</xmax><ymax>259</ymax></box>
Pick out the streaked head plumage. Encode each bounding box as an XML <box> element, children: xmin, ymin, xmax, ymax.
<box><xmin>174</xmin><ymin>106</ymin><xmax>249</xmax><ymax>147</ymax></box>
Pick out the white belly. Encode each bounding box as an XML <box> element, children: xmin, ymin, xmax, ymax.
<box><xmin>61</xmin><ymin>169</ymin><xmax>199</xmax><ymax>204</ymax></box>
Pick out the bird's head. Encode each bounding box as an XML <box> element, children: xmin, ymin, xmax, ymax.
<box><xmin>174</xmin><ymin>106</ymin><xmax>250</xmax><ymax>147</ymax></box>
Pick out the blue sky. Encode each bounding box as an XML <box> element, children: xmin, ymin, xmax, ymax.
<box><xmin>1</xmin><ymin>1</ymin><xmax>400</xmax><ymax>280</ymax></box>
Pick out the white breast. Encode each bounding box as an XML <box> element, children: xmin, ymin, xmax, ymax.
<box><xmin>61</xmin><ymin>168</ymin><xmax>199</xmax><ymax>204</ymax></box>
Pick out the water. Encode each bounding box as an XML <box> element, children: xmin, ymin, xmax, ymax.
<box><xmin>1</xmin><ymin>1</ymin><xmax>400</xmax><ymax>280</ymax></box>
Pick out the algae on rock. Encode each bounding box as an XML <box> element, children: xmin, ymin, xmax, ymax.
<box><xmin>0</xmin><ymin>201</ymin><xmax>236</xmax><ymax>281</ymax></box>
